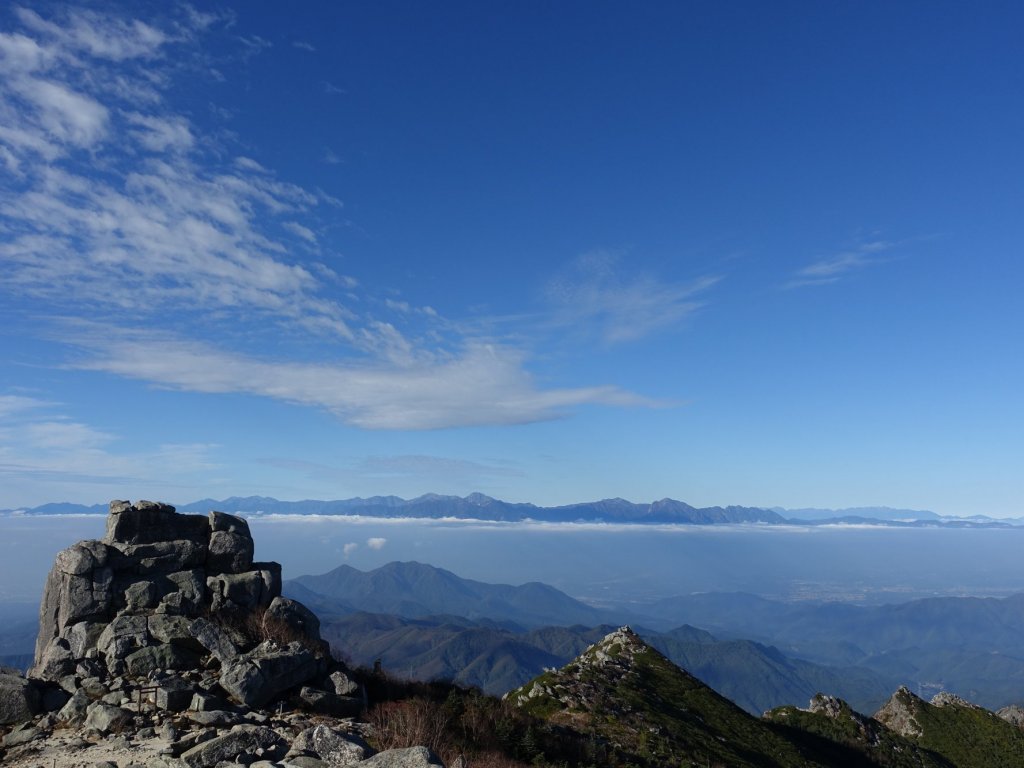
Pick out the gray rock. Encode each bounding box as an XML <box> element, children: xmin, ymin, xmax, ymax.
<box><xmin>80</xmin><ymin>676</ymin><xmax>108</xmax><ymax>698</ymax></box>
<box><xmin>206</xmin><ymin>512</ymin><xmax>255</xmax><ymax>574</ymax></box>
<box><xmin>283</xmin><ymin>757</ymin><xmax>328</xmax><ymax>768</ymax></box>
<box><xmin>359</xmin><ymin>746</ymin><xmax>444</xmax><ymax>767</ymax></box>
<box><xmin>171</xmin><ymin>727</ymin><xmax>217</xmax><ymax>756</ymax></box>
<box><xmin>292</xmin><ymin>724</ymin><xmax>370</xmax><ymax>766</ymax></box>
<box><xmin>264</xmin><ymin>597</ymin><xmax>320</xmax><ymax>643</ymax></box>
<box><xmin>125</xmin><ymin>643</ymin><xmax>201</xmax><ymax>677</ymax></box>
<box><xmin>2</xmin><ymin>725</ymin><xmax>41</xmax><ymax>747</ymax></box>
<box><xmin>92</xmin><ymin>761</ymin><xmax>118</xmax><ymax>768</ymax></box>
<box><xmin>148</xmin><ymin>614</ymin><xmax>202</xmax><ymax>649</ymax></box>
<box><xmin>58</xmin><ymin>687</ymin><xmax>91</xmax><ymax>723</ymax></box>
<box><xmin>186</xmin><ymin>709</ymin><xmax>243</xmax><ymax>728</ymax></box>
<box><xmin>207</xmin><ymin>571</ymin><xmax>276</xmax><ymax>612</ymax></box>
<box><xmin>155</xmin><ymin>677</ymin><xmax>195</xmax><ymax>711</ymax></box>
<box><xmin>105</xmin><ymin>500</ymin><xmax>209</xmax><ymax>546</ymax></box>
<box><xmin>160</xmin><ymin>569</ymin><xmax>207</xmax><ymax>615</ymax></box>
<box><xmin>125</xmin><ymin>581</ymin><xmax>159</xmax><ymax>612</ymax></box>
<box><xmin>189</xmin><ymin>691</ymin><xmax>226</xmax><ymax>712</ymax></box>
<box><xmin>64</xmin><ymin>620</ymin><xmax>106</xmax><ymax>658</ymax></box>
<box><xmin>0</xmin><ymin>672</ymin><xmax>40</xmax><ymax>724</ymax></box>
<box><xmin>33</xmin><ymin>540</ymin><xmax>113</xmax><ymax>676</ymax></box>
<box><xmin>111</xmin><ymin>540</ymin><xmax>208</xmax><ymax>576</ymax></box>
<box><xmin>97</xmin><ymin>614</ymin><xmax>150</xmax><ymax>660</ymax></box>
<box><xmin>328</xmin><ymin>671</ymin><xmax>358</xmax><ymax>696</ymax></box>
<box><xmin>998</xmin><ymin>704</ymin><xmax>1024</xmax><ymax>728</ymax></box>
<box><xmin>179</xmin><ymin>724</ymin><xmax>286</xmax><ymax>768</ymax></box>
<box><xmin>189</xmin><ymin>617</ymin><xmax>241</xmax><ymax>662</ymax></box>
<box><xmin>219</xmin><ymin>641</ymin><xmax>321</xmax><ymax>708</ymax></box>
<box><xmin>253</xmin><ymin>562</ymin><xmax>283</xmax><ymax>603</ymax></box>
<box><xmin>34</xmin><ymin>637</ymin><xmax>77</xmax><ymax>679</ymax></box>
<box><xmin>84</xmin><ymin>701</ymin><xmax>134</xmax><ymax>733</ymax></box>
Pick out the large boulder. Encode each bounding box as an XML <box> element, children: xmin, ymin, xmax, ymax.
<box><xmin>105</xmin><ymin>499</ymin><xmax>208</xmax><ymax>546</ymax></box>
<box><xmin>84</xmin><ymin>701</ymin><xmax>134</xmax><ymax>733</ymax></box>
<box><xmin>0</xmin><ymin>673</ymin><xmax>40</xmax><ymax>724</ymax></box>
<box><xmin>179</xmin><ymin>724</ymin><xmax>286</xmax><ymax>768</ymax></box>
<box><xmin>265</xmin><ymin>596</ymin><xmax>320</xmax><ymax>643</ymax></box>
<box><xmin>219</xmin><ymin>641</ymin><xmax>322</xmax><ymax>708</ymax></box>
<box><xmin>292</xmin><ymin>724</ymin><xmax>371</xmax><ymax>765</ymax></box>
<box><xmin>30</xmin><ymin>500</ymin><xmax>311</xmax><ymax>685</ymax></box>
<box><xmin>207</xmin><ymin>511</ymin><xmax>255</xmax><ymax>573</ymax></box>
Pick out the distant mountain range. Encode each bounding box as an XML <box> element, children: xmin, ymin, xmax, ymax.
<box><xmin>4</xmin><ymin>493</ymin><xmax>1021</xmax><ymax>527</ymax></box>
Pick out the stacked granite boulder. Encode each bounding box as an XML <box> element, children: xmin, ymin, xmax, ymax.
<box><xmin>30</xmin><ymin>500</ymin><xmax>355</xmax><ymax>715</ymax></box>
<box><xmin>0</xmin><ymin>500</ymin><xmax>449</xmax><ymax>768</ymax></box>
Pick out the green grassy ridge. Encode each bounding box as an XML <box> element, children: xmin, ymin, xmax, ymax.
<box><xmin>764</xmin><ymin>698</ymin><xmax>954</xmax><ymax>768</ymax></box>
<box><xmin>510</xmin><ymin>629</ymin><xmax>840</xmax><ymax>767</ymax></box>
<box><xmin>878</xmin><ymin>688</ymin><xmax>1024</xmax><ymax>768</ymax></box>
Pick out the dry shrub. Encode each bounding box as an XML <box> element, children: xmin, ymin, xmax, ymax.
<box><xmin>367</xmin><ymin>695</ymin><xmax>539</xmax><ymax>768</ymax></box>
<box><xmin>368</xmin><ymin>697</ymin><xmax>453</xmax><ymax>756</ymax></box>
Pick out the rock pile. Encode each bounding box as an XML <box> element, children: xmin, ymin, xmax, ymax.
<box><xmin>0</xmin><ymin>500</ymin><xmax>445</xmax><ymax>768</ymax></box>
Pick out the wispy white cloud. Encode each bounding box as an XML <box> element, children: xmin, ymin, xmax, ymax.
<box><xmin>125</xmin><ymin>111</ymin><xmax>193</xmax><ymax>152</ymax></box>
<box><xmin>546</xmin><ymin>251</ymin><xmax>721</xmax><ymax>344</ymax></box>
<box><xmin>366</xmin><ymin>537</ymin><xmax>386</xmax><ymax>550</ymax></box>
<box><xmin>0</xmin><ymin>393</ymin><xmax>218</xmax><ymax>497</ymax></box>
<box><xmin>283</xmin><ymin>221</ymin><xmax>317</xmax><ymax>244</ymax></box>
<box><xmin>788</xmin><ymin>241</ymin><xmax>894</xmax><ymax>288</ymax></box>
<box><xmin>0</xmin><ymin>6</ymin><xmax>670</xmax><ymax>433</ymax></box>
<box><xmin>342</xmin><ymin>542</ymin><xmax>358</xmax><ymax>557</ymax></box>
<box><xmin>292</xmin><ymin>41</ymin><xmax>316</xmax><ymax>52</ymax></box>
<box><xmin>0</xmin><ymin>394</ymin><xmax>52</xmax><ymax>418</ymax></box>
<box><xmin>73</xmin><ymin>331</ymin><xmax>655</xmax><ymax>429</ymax></box>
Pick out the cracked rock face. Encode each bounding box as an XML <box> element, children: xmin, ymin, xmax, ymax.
<box><xmin>31</xmin><ymin>500</ymin><xmax>322</xmax><ymax>708</ymax></box>
<box><xmin>874</xmin><ymin>686</ymin><xmax>924</xmax><ymax>739</ymax></box>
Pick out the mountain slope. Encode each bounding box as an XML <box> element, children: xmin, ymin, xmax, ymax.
<box><xmin>506</xmin><ymin>626</ymin><xmax>835</xmax><ymax>767</ymax></box>
<box><xmin>765</xmin><ymin>694</ymin><xmax>953</xmax><ymax>768</ymax></box>
<box><xmin>287</xmin><ymin>560</ymin><xmax>611</xmax><ymax>628</ymax></box>
<box><xmin>873</xmin><ymin>687</ymin><xmax>1024</xmax><ymax>768</ymax></box>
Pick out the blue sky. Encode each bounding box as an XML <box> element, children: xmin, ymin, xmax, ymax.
<box><xmin>0</xmin><ymin>1</ymin><xmax>1021</xmax><ymax>515</ymax></box>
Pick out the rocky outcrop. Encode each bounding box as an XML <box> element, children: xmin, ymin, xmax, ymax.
<box><xmin>27</xmin><ymin>500</ymin><xmax>345</xmax><ymax>718</ymax></box>
<box><xmin>0</xmin><ymin>499</ymin><xmax>453</xmax><ymax>768</ymax></box>
<box><xmin>873</xmin><ymin>686</ymin><xmax>924</xmax><ymax>738</ymax></box>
